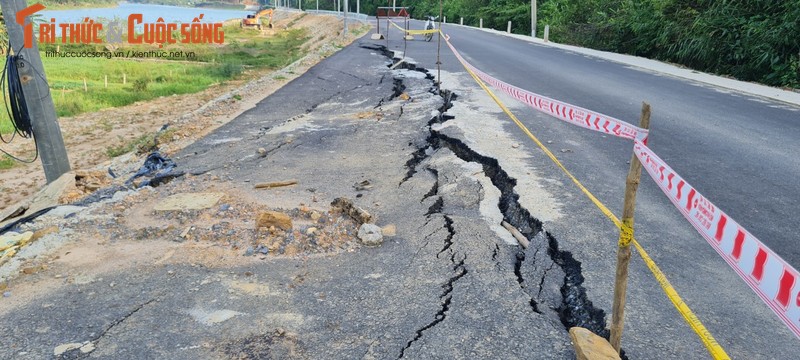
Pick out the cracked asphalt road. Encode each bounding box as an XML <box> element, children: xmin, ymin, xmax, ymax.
<box><xmin>0</xmin><ymin>38</ymin><xmax>583</xmax><ymax>358</ymax></box>
<box><xmin>377</xmin><ymin>19</ymin><xmax>800</xmax><ymax>358</ymax></box>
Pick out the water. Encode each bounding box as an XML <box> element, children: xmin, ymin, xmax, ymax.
<box><xmin>40</xmin><ymin>3</ymin><xmax>252</xmax><ymax>25</ymax></box>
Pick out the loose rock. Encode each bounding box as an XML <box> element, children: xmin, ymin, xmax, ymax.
<box><xmin>357</xmin><ymin>224</ymin><xmax>383</xmax><ymax>246</ymax></box>
<box><xmin>255</xmin><ymin>211</ymin><xmax>293</xmax><ymax>231</ymax></box>
<box><xmin>569</xmin><ymin>327</ymin><xmax>620</xmax><ymax>360</ymax></box>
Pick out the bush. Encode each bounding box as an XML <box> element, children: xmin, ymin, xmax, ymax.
<box><xmin>133</xmin><ymin>78</ymin><xmax>149</xmax><ymax>92</ymax></box>
<box><xmin>214</xmin><ymin>62</ymin><xmax>244</xmax><ymax>78</ymax></box>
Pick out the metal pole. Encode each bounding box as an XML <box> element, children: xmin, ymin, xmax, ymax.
<box><xmin>531</xmin><ymin>0</ymin><xmax>537</xmax><ymax>37</ymax></box>
<box><xmin>316</xmin><ymin>0</ymin><xmax>318</xmax><ymax>11</ymax></box>
<box><xmin>356</xmin><ymin>0</ymin><xmax>359</xmax><ymax>15</ymax></box>
<box><xmin>609</xmin><ymin>102</ymin><xmax>651</xmax><ymax>353</ymax></box>
<box><xmin>0</xmin><ymin>0</ymin><xmax>70</xmax><ymax>183</ymax></box>
<box><xmin>436</xmin><ymin>0</ymin><xmax>442</xmax><ymax>88</ymax></box>
<box><xmin>507</xmin><ymin>20</ymin><xmax>511</xmax><ymax>33</ymax></box>
<box><xmin>298</xmin><ymin>0</ymin><xmax>301</xmax><ymax>11</ymax></box>
<box><xmin>460</xmin><ymin>17</ymin><xmax>463</xmax><ymax>25</ymax></box>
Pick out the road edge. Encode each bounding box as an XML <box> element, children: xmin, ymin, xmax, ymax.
<box><xmin>440</xmin><ymin>23</ymin><xmax>800</xmax><ymax>107</ymax></box>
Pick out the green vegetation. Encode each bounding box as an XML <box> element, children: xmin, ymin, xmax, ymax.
<box><xmin>0</xmin><ymin>116</ymin><xmax>13</xmax><ymax>135</ymax></box>
<box><xmin>0</xmin><ymin>26</ymin><xmax>307</xmax><ymax>134</ymax></box>
<box><xmin>393</xmin><ymin>0</ymin><xmax>799</xmax><ymax>89</ymax></box>
<box><xmin>0</xmin><ymin>155</ymin><xmax>14</xmax><ymax>170</ymax></box>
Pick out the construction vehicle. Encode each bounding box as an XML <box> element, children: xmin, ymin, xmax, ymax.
<box><xmin>241</xmin><ymin>8</ymin><xmax>274</xmax><ymax>30</ymax></box>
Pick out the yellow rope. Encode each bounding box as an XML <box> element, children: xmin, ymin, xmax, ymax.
<box><xmin>389</xmin><ymin>20</ymin><xmax>438</xmax><ymax>35</ymax></box>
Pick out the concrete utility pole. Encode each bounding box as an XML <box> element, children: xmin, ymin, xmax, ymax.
<box><xmin>356</xmin><ymin>0</ymin><xmax>359</xmax><ymax>15</ymax></box>
<box><xmin>0</xmin><ymin>0</ymin><xmax>70</xmax><ymax>183</ymax></box>
<box><xmin>531</xmin><ymin>0</ymin><xmax>537</xmax><ymax>37</ymax></box>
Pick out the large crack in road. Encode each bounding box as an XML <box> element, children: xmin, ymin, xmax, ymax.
<box><xmin>384</xmin><ymin>48</ymin><xmax>614</xmax><ymax>350</ymax></box>
<box><xmin>430</xmin><ymin>110</ymin><xmax>611</xmax><ymax>338</ymax></box>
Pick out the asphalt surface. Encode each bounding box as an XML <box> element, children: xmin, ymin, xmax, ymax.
<box><xmin>374</xmin><ymin>19</ymin><xmax>800</xmax><ymax>358</ymax></box>
<box><xmin>3</xmin><ymin>18</ymin><xmax>798</xmax><ymax>359</ymax></box>
<box><xmin>0</xmin><ymin>38</ymin><xmax>575</xmax><ymax>358</ymax></box>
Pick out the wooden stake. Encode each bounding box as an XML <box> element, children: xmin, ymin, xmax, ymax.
<box><xmin>104</xmin><ymin>75</ymin><xmax>108</xmax><ymax>88</ymax></box>
<box><xmin>501</xmin><ymin>221</ymin><xmax>529</xmax><ymax>248</ymax></box>
<box><xmin>83</xmin><ymin>78</ymin><xmax>87</xmax><ymax>92</ymax></box>
<box><xmin>61</xmin><ymin>85</ymin><xmax>65</xmax><ymax>99</ymax></box>
<box><xmin>254</xmin><ymin>179</ymin><xmax>298</xmax><ymax>189</ymax></box>
<box><xmin>123</xmin><ymin>73</ymin><xmax>126</xmax><ymax>84</ymax></box>
<box><xmin>609</xmin><ymin>102</ymin><xmax>651</xmax><ymax>353</ymax></box>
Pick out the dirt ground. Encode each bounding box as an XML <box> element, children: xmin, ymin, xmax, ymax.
<box><xmin>0</xmin><ymin>173</ymin><xmax>367</xmax><ymax>320</ymax></box>
<box><xmin>0</xmin><ymin>13</ymin><xmax>367</xmax><ymax>213</ymax></box>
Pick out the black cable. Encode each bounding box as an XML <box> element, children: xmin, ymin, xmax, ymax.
<box><xmin>0</xmin><ymin>42</ymin><xmax>38</xmax><ymax>163</ymax></box>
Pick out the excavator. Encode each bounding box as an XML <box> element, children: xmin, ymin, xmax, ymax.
<box><xmin>241</xmin><ymin>8</ymin><xmax>274</xmax><ymax>30</ymax></box>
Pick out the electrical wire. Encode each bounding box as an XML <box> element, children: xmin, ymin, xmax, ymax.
<box><xmin>0</xmin><ymin>42</ymin><xmax>38</xmax><ymax>163</ymax></box>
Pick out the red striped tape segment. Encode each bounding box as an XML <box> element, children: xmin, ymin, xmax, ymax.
<box><xmin>634</xmin><ymin>140</ymin><xmax>800</xmax><ymax>339</ymax></box>
<box><xmin>442</xmin><ymin>36</ymin><xmax>649</xmax><ymax>143</ymax></box>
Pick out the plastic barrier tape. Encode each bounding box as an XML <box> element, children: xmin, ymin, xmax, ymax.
<box><xmin>634</xmin><ymin>140</ymin><xmax>800</xmax><ymax>339</ymax></box>
<box><xmin>389</xmin><ymin>21</ymin><xmax>439</xmax><ymax>35</ymax></box>
<box><xmin>442</xmin><ymin>37</ymin><xmax>648</xmax><ymax>143</ymax></box>
<box><xmin>442</xmin><ymin>33</ymin><xmax>730</xmax><ymax>358</ymax></box>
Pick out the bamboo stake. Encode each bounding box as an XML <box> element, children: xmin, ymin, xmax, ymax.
<box><xmin>123</xmin><ymin>73</ymin><xmax>126</xmax><ymax>85</ymax></box>
<box><xmin>609</xmin><ymin>102</ymin><xmax>651</xmax><ymax>353</ymax></box>
<box><xmin>104</xmin><ymin>75</ymin><xmax>108</xmax><ymax>88</ymax></box>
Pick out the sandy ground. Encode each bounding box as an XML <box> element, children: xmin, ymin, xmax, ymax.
<box><xmin>0</xmin><ymin>13</ymin><xmax>367</xmax><ymax>213</ymax></box>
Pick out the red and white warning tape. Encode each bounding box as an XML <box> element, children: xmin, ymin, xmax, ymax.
<box><xmin>634</xmin><ymin>140</ymin><xmax>800</xmax><ymax>338</ymax></box>
<box><xmin>443</xmin><ymin>32</ymin><xmax>800</xmax><ymax>340</ymax></box>
<box><xmin>442</xmin><ymin>36</ymin><xmax>649</xmax><ymax>143</ymax></box>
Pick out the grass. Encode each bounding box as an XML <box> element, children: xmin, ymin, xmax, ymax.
<box><xmin>0</xmin><ymin>155</ymin><xmax>14</xmax><ymax>170</ymax></box>
<box><xmin>1</xmin><ymin>25</ymin><xmax>308</xmax><ymax>135</ymax></box>
<box><xmin>0</xmin><ymin>118</ymin><xmax>13</xmax><ymax>135</ymax></box>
